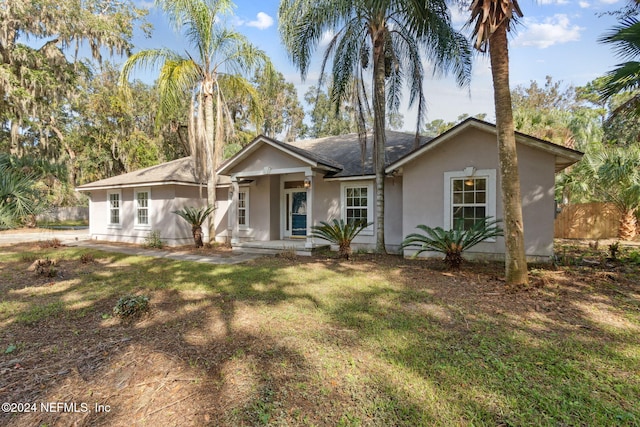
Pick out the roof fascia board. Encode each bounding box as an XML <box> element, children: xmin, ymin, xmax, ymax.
<box><xmin>386</xmin><ymin>119</ymin><xmax>583</xmax><ymax>173</ymax></box>
<box><xmin>231</xmin><ymin>166</ymin><xmax>313</xmax><ymax>180</ymax></box>
<box><xmin>75</xmin><ymin>181</ymin><xmax>203</xmax><ymax>192</ymax></box>
<box><xmin>324</xmin><ymin>175</ymin><xmax>376</xmax><ymax>182</ymax></box>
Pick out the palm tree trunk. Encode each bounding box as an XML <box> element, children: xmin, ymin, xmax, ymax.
<box><xmin>193</xmin><ymin>225</ymin><xmax>204</xmax><ymax>248</ymax></box>
<box><xmin>203</xmin><ymin>78</ymin><xmax>217</xmax><ymax>243</ymax></box>
<box><xmin>372</xmin><ymin>27</ymin><xmax>387</xmax><ymax>254</ymax></box>
<box><xmin>618</xmin><ymin>207</ymin><xmax>637</xmax><ymax>241</ymax></box>
<box><xmin>489</xmin><ymin>25</ymin><xmax>528</xmax><ymax>285</ymax></box>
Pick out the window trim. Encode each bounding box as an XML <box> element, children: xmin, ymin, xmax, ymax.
<box><xmin>238</xmin><ymin>188</ymin><xmax>249</xmax><ymax>230</ymax></box>
<box><xmin>443</xmin><ymin>169</ymin><xmax>496</xmax><ymax>238</ymax></box>
<box><xmin>340</xmin><ymin>181</ymin><xmax>374</xmax><ymax>236</ymax></box>
<box><xmin>134</xmin><ymin>187</ymin><xmax>151</xmax><ymax>229</ymax></box>
<box><xmin>107</xmin><ymin>190</ymin><xmax>122</xmax><ymax>228</ymax></box>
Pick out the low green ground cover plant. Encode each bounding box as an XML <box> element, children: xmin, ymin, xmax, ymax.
<box><xmin>113</xmin><ymin>294</ymin><xmax>150</xmax><ymax>320</ymax></box>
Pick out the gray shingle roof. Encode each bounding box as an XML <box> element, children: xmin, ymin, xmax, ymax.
<box><xmin>260</xmin><ymin>135</ymin><xmax>344</xmax><ymax>171</ymax></box>
<box><xmin>287</xmin><ymin>131</ymin><xmax>430</xmax><ymax>177</ymax></box>
<box><xmin>76</xmin><ymin>157</ymin><xmax>203</xmax><ymax>190</ymax></box>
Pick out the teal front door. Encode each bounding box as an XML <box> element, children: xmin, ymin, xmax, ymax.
<box><xmin>286</xmin><ymin>190</ymin><xmax>307</xmax><ymax>237</ymax></box>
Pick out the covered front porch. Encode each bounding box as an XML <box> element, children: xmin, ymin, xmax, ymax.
<box><xmin>217</xmin><ymin>135</ymin><xmax>343</xmax><ymax>253</ymax></box>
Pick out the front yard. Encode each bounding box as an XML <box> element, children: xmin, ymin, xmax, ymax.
<box><xmin>1</xmin><ymin>241</ymin><xmax>639</xmax><ymax>426</ymax></box>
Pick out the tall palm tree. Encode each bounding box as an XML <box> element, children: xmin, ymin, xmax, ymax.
<box><xmin>599</xmin><ymin>16</ymin><xmax>640</xmax><ymax>118</ymax></box>
<box><xmin>279</xmin><ymin>0</ymin><xmax>472</xmax><ymax>253</ymax></box>
<box><xmin>120</xmin><ymin>0</ymin><xmax>268</xmax><ymax>239</ymax></box>
<box><xmin>467</xmin><ymin>0</ymin><xmax>528</xmax><ymax>285</ymax></box>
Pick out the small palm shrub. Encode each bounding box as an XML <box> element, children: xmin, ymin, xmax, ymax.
<box><xmin>401</xmin><ymin>218</ymin><xmax>503</xmax><ymax>269</ymax></box>
<box><xmin>311</xmin><ymin>219</ymin><xmax>372</xmax><ymax>259</ymax></box>
<box><xmin>173</xmin><ymin>205</ymin><xmax>215</xmax><ymax>248</ymax></box>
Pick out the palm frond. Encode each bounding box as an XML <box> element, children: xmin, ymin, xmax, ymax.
<box><xmin>311</xmin><ymin>218</ymin><xmax>372</xmax><ymax>258</ymax></box>
<box><xmin>466</xmin><ymin>0</ymin><xmax>523</xmax><ymax>52</ymax></box>
<box><xmin>401</xmin><ymin>218</ymin><xmax>503</xmax><ymax>268</ymax></box>
<box><xmin>172</xmin><ymin>205</ymin><xmax>215</xmax><ymax>227</ymax></box>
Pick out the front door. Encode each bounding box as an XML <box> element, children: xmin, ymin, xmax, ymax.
<box><xmin>284</xmin><ymin>190</ymin><xmax>307</xmax><ymax>238</ymax></box>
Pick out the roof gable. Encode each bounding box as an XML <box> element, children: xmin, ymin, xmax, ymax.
<box><xmin>218</xmin><ymin>135</ymin><xmax>343</xmax><ymax>176</ymax></box>
<box><xmin>385</xmin><ymin>118</ymin><xmax>583</xmax><ymax>174</ymax></box>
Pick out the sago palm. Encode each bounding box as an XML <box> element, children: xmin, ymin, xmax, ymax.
<box><xmin>401</xmin><ymin>218</ymin><xmax>503</xmax><ymax>269</ymax></box>
<box><xmin>173</xmin><ymin>205</ymin><xmax>216</xmax><ymax>247</ymax></box>
<box><xmin>466</xmin><ymin>0</ymin><xmax>528</xmax><ymax>285</ymax></box>
<box><xmin>279</xmin><ymin>0</ymin><xmax>472</xmax><ymax>254</ymax></box>
<box><xmin>311</xmin><ymin>219</ymin><xmax>372</xmax><ymax>259</ymax></box>
<box><xmin>120</xmin><ymin>0</ymin><xmax>268</xmax><ymax>240</ymax></box>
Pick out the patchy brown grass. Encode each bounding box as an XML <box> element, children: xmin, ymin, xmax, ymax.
<box><xmin>0</xmin><ymin>241</ymin><xmax>638</xmax><ymax>426</ymax></box>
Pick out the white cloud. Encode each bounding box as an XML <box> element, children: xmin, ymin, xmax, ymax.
<box><xmin>537</xmin><ymin>0</ymin><xmax>569</xmax><ymax>5</ymax></box>
<box><xmin>245</xmin><ymin>12</ymin><xmax>274</xmax><ymax>30</ymax></box>
<box><xmin>579</xmin><ymin>1</ymin><xmax>591</xmax><ymax>8</ymax></box>
<box><xmin>599</xmin><ymin>0</ymin><xmax>621</xmax><ymax>4</ymax></box>
<box><xmin>514</xmin><ymin>14</ymin><xmax>583</xmax><ymax>49</ymax></box>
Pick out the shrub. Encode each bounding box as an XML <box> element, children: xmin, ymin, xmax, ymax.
<box><xmin>608</xmin><ymin>241</ymin><xmax>620</xmax><ymax>260</ymax></box>
<box><xmin>113</xmin><ymin>294</ymin><xmax>150</xmax><ymax>320</ymax></box>
<box><xmin>311</xmin><ymin>219</ymin><xmax>372</xmax><ymax>259</ymax></box>
<box><xmin>144</xmin><ymin>230</ymin><xmax>164</xmax><ymax>249</ymax></box>
<box><xmin>79</xmin><ymin>252</ymin><xmax>95</xmax><ymax>264</ymax></box>
<box><xmin>39</xmin><ymin>238</ymin><xmax>62</xmax><ymax>248</ymax></box>
<box><xmin>401</xmin><ymin>218</ymin><xmax>503</xmax><ymax>269</ymax></box>
<box><xmin>34</xmin><ymin>258</ymin><xmax>58</xmax><ymax>277</ymax></box>
<box><xmin>173</xmin><ymin>205</ymin><xmax>215</xmax><ymax>248</ymax></box>
<box><xmin>627</xmin><ymin>250</ymin><xmax>640</xmax><ymax>265</ymax></box>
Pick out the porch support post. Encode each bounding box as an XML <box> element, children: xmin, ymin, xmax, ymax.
<box><xmin>305</xmin><ymin>172</ymin><xmax>314</xmax><ymax>249</ymax></box>
<box><xmin>231</xmin><ymin>177</ymin><xmax>240</xmax><ymax>245</ymax></box>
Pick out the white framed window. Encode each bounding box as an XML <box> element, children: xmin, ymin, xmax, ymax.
<box><xmin>107</xmin><ymin>190</ymin><xmax>121</xmax><ymax>228</ymax></box>
<box><xmin>238</xmin><ymin>189</ymin><xmax>249</xmax><ymax>229</ymax></box>
<box><xmin>134</xmin><ymin>188</ymin><xmax>151</xmax><ymax>229</ymax></box>
<box><xmin>444</xmin><ymin>169</ymin><xmax>496</xmax><ymax>232</ymax></box>
<box><xmin>341</xmin><ymin>182</ymin><xmax>374</xmax><ymax>235</ymax></box>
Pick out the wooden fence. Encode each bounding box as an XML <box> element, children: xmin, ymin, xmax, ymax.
<box><xmin>554</xmin><ymin>202</ymin><xmax>621</xmax><ymax>239</ymax></box>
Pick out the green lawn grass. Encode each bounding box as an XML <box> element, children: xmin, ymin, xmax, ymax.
<box><xmin>37</xmin><ymin>219</ymin><xmax>89</xmax><ymax>227</ymax></box>
<box><xmin>0</xmin><ymin>246</ymin><xmax>638</xmax><ymax>426</ymax></box>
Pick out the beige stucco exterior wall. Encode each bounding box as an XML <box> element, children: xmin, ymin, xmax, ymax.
<box><xmin>401</xmin><ymin>127</ymin><xmax>556</xmax><ymax>261</ymax></box>
<box><xmin>232</xmin><ymin>144</ymin><xmax>308</xmax><ymax>172</ymax></box>
<box><xmin>87</xmin><ymin>184</ymin><xmax>211</xmax><ymax>246</ymax></box>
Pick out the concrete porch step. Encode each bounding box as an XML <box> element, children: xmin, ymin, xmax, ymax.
<box><xmin>232</xmin><ymin>240</ymin><xmax>331</xmax><ymax>257</ymax></box>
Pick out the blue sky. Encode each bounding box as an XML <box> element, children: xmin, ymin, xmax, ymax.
<box><xmin>132</xmin><ymin>0</ymin><xmax>626</xmax><ymax>131</ymax></box>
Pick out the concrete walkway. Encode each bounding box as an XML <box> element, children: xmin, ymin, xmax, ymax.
<box><xmin>0</xmin><ymin>229</ymin><xmax>262</xmax><ymax>265</ymax></box>
<box><xmin>0</xmin><ymin>228</ymin><xmax>90</xmax><ymax>245</ymax></box>
<box><xmin>69</xmin><ymin>241</ymin><xmax>262</xmax><ymax>265</ymax></box>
